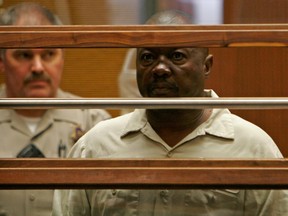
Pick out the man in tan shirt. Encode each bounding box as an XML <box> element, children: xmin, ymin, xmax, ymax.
<box><xmin>53</xmin><ymin>10</ymin><xmax>288</xmax><ymax>216</ymax></box>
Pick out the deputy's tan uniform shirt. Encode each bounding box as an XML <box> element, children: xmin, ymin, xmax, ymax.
<box><xmin>0</xmin><ymin>85</ymin><xmax>110</xmax><ymax>216</ymax></box>
<box><xmin>53</xmin><ymin>90</ymin><xmax>288</xmax><ymax>216</ymax></box>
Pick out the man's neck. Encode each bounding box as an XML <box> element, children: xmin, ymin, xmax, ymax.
<box><xmin>146</xmin><ymin>109</ymin><xmax>212</xmax><ymax>147</ymax></box>
<box><xmin>15</xmin><ymin>109</ymin><xmax>47</xmax><ymax>117</ymax></box>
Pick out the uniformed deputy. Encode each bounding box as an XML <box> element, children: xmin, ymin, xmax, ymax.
<box><xmin>0</xmin><ymin>3</ymin><xmax>110</xmax><ymax>216</ymax></box>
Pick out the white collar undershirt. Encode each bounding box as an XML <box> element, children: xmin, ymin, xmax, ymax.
<box><xmin>19</xmin><ymin>115</ymin><xmax>41</xmax><ymax>133</ymax></box>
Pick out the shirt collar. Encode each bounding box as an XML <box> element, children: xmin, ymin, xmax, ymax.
<box><xmin>121</xmin><ymin>90</ymin><xmax>235</xmax><ymax>140</ymax></box>
<box><xmin>121</xmin><ymin>109</ymin><xmax>147</xmax><ymax>137</ymax></box>
<box><xmin>42</xmin><ymin>89</ymin><xmax>86</xmax><ymax>124</ymax></box>
<box><xmin>0</xmin><ymin>85</ymin><xmax>84</xmax><ymax>125</ymax></box>
<box><xmin>198</xmin><ymin>90</ymin><xmax>234</xmax><ymax>139</ymax></box>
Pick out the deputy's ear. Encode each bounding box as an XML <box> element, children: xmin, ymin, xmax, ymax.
<box><xmin>203</xmin><ymin>54</ymin><xmax>213</xmax><ymax>78</ymax></box>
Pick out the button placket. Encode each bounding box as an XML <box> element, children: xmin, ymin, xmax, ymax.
<box><xmin>167</xmin><ymin>152</ymin><xmax>172</xmax><ymax>158</ymax></box>
<box><xmin>160</xmin><ymin>189</ymin><xmax>170</xmax><ymax>205</ymax></box>
<box><xmin>29</xmin><ymin>194</ymin><xmax>35</xmax><ymax>202</ymax></box>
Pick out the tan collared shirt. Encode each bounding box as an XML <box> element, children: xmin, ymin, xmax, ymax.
<box><xmin>53</xmin><ymin>90</ymin><xmax>288</xmax><ymax>216</ymax></box>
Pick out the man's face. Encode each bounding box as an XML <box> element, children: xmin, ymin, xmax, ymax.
<box><xmin>0</xmin><ymin>48</ymin><xmax>64</xmax><ymax>98</ymax></box>
<box><xmin>136</xmin><ymin>47</ymin><xmax>211</xmax><ymax>98</ymax></box>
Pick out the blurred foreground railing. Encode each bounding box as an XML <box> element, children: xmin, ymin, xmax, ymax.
<box><xmin>1</xmin><ymin>159</ymin><xmax>288</xmax><ymax>189</ymax></box>
<box><xmin>1</xmin><ymin>98</ymin><xmax>288</xmax><ymax>109</ymax></box>
<box><xmin>0</xmin><ymin>24</ymin><xmax>288</xmax><ymax>48</ymax></box>
<box><xmin>1</xmin><ymin>98</ymin><xmax>288</xmax><ymax>189</ymax></box>
<box><xmin>1</xmin><ymin>24</ymin><xmax>288</xmax><ymax>190</ymax></box>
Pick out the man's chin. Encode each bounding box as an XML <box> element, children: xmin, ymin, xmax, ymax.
<box><xmin>24</xmin><ymin>90</ymin><xmax>54</xmax><ymax>98</ymax></box>
<box><xmin>149</xmin><ymin>93</ymin><xmax>177</xmax><ymax>98</ymax></box>
<box><xmin>149</xmin><ymin>88</ymin><xmax>177</xmax><ymax>97</ymax></box>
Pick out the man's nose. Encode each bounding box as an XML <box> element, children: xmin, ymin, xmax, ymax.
<box><xmin>152</xmin><ymin>61</ymin><xmax>171</xmax><ymax>77</ymax></box>
<box><xmin>30</xmin><ymin>56</ymin><xmax>44</xmax><ymax>72</ymax></box>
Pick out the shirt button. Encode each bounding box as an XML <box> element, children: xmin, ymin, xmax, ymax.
<box><xmin>167</xmin><ymin>152</ymin><xmax>172</xmax><ymax>158</ymax></box>
<box><xmin>160</xmin><ymin>189</ymin><xmax>169</xmax><ymax>197</ymax></box>
<box><xmin>29</xmin><ymin>194</ymin><xmax>35</xmax><ymax>201</ymax></box>
<box><xmin>111</xmin><ymin>190</ymin><xmax>117</xmax><ymax>196</ymax></box>
<box><xmin>160</xmin><ymin>190</ymin><xmax>169</xmax><ymax>204</ymax></box>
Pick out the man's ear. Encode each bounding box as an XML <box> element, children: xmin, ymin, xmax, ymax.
<box><xmin>203</xmin><ymin>54</ymin><xmax>213</xmax><ymax>79</ymax></box>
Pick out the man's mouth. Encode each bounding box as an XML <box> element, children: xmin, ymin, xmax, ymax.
<box><xmin>26</xmin><ymin>79</ymin><xmax>49</xmax><ymax>88</ymax></box>
<box><xmin>150</xmin><ymin>85</ymin><xmax>175</xmax><ymax>96</ymax></box>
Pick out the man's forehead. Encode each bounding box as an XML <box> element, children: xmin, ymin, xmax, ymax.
<box><xmin>8</xmin><ymin>48</ymin><xmax>59</xmax><ymax>53</ymax></box>
<box><xmin>137</xmin><ymin>47</ymin><xmax>200</xmax><ymax>54</ymax></box>
<box><xmin>14</xmin><ymin>13</ymin><xmax>52</xmax><ymax>26</ymax></box>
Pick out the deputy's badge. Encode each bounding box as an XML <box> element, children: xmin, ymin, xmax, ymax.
<box><xmin>71</xmin><ymin>125</ymin><xmax>85</xmax><ymax>143</ymax></box>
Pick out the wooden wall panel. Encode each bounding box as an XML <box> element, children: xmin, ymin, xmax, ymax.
<box><xmin>215</xmin><ymin>0</ymin><xmax>288</xmax><ymax>156</ymax></box>
<box><xmin>206</xmin><ymin>47</ymin><xmax>288</xmax><ymax>157</ymax></box>
<box><xmin>68</xmin><ymin>0</ymin><xmax>109</xmax><ymax>25</ymax></box>
<box><xmin>61</xmin><ymin>48</ymin><xmax>127</xmax><ymax>117</ymax></box>
<box><xmin>224</xmin><ymin>0</ymin><xmax>288</xmax><ymax>24</ymax></box>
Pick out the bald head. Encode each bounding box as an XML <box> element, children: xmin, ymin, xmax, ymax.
<box><xmin>145</xmin><ymin>10</ymin><xmax>208</xmax><ymax>59</ymax></box>
<box><xmin>0</xmin><ymin>2</ymin><xmax>62</xmax><ymax>26</ymax></box>
<box><xmin>145</xmin><ymin>10</ymin><xmax>192</xmax><ymax>25</ymax></box>
<box><xmin>0</xmin><ymin>3</ymin><xmax>63</xmax><ymax>56</ymax></box>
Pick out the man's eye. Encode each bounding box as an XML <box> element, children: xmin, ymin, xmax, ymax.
<box><xmin>42</xmin><ymin>51</ymin><xmax>56</xmax><ymax>60</ymax></box>
<box><xmin>15</xmin><ymin>52</ymin><xmax>32</xmax><ymax>60</ymax></box>
<box><xmin>171</xmin><ymin>52</ymin><xmax>184</xmax><ymax>61</ymax></box>
<box><xmin>140</xmin><ymin>53</ymin><xmax>154</xmax><ymax>64</ymax></box>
